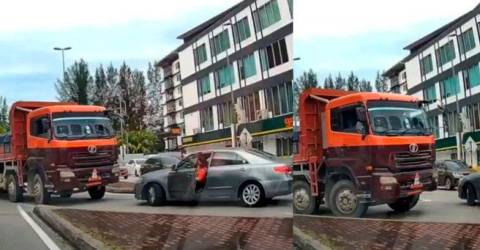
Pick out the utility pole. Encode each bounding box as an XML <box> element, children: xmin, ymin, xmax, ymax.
<box><xmin>223</xmin><ymin>22</ymin><xmax>236</xmax><ymax>148</ymax></box>
<box><xmin>53</xmin><ymin>47</ymin><xmax>72</xmax><ymax>83</ymax></box>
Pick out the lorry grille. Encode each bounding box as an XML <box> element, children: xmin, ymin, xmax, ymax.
<box><xmin>71</xmin><ymin>150</ymin><xmax>115</xmax><ymax>168</ymax></box>
<box><xmin>394</xmin><ymin>150</ymin><xmax>432</xmax><ymax>171</ymax></box>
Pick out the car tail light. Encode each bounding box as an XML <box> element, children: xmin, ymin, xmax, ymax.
<box><xmin>273</xmin><ymin>165</ymin><xmax>293</xmax><ymax>174</ymax></box>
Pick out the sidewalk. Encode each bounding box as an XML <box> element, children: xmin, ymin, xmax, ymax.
<box><xmin>294</xmin><ymin>215</ymin><xmax>480</xmax><ymax>249</ymax></box>
<box><xmin>35</xmin><ymin>206</ymin><xmax>292</xmax><ymax>250</ymax></box>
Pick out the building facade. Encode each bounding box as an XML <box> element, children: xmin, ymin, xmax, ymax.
<box><xmin>157</xmin><ymin>51</ymin><xmax>184</xmax><ymax>151</ymax></box>
<box><xmin>383</xmin><ymin>61</ymin><xmax>408</xmax><ymax>95</ymax></box>
<box><xmin>386</xmin><ymin>4</ymin><xmax>480</xmax><ymax>166</ymax></box>
<box><xmin>160</xmin><ymin>0</ymin><xmax>294</xmax><ymax>156</ymax></box>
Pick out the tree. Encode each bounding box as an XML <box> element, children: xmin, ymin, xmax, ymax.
<box><xmin>92</xmin><ymin>64</ymin><xmax>109</xmax><ymax>106</ymax></box>
<box><xmin>375</xmin><ymin>71</ymin><xmax>389</xmax><ymax>92</ymax></box>
<box><xmin>294</xmin><ymin>69</ymin><xmax>318</xmax><ymax>95</ymax></box>
<box><xmin>0</xmin><ymin>97</ymin><xmax>8</xmax><ymax>134</ymax></box>
<box><xmin>346</xmin><ymin>71</ymin><xmax>360</xmax><ymax>91</ymax></box>
<box><xmin>323</xmin><ymin>74</ymin><xmax>335</xmax><ymax>89</ymax></box>
<box><xmin>117</xmin><ymin>62</ymin><xmax>147</xmax><ymax>131</ymax></box>
<box><xmin>144</xmin><ymin>62</ymin><xmax>163</xmax><ymax>133</ymax></box>
<box><xmin>55</xmin><ymin>59</ymin><xmax>92</xmax><ymax>104</ymax></box>
<box><xmin>359</xmin><ymin>79</ymin><xmax>373</xmax><ymax>92</ymax></box>
<box><xmin>119</xmin><ymin>130</ymin><xmax>163</xmax><ymax>154</ymax></box>
<box><xmin>334</xmin><ymin>73</ymin><xmax>346</xmax><ymax>90</ymax></box>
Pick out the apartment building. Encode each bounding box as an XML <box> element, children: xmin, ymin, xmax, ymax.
<box><xmin>157</xmin><ymin>50</ymin><xmax>184</xmax><ymax>151</ymax></box>
<box><xmin>161</xmin><ymin>0</ymin><xmax>294</xmax><ymax>156</ymax></box>
<box><xmin>383</xmin><ymin>61</ymin><xmax>408</xmax><ymax>95</ymax></box>
<box><xmin>386</xmin><ymin>3</ymin><xmax>480</xmax><ymax>165</ymax></box>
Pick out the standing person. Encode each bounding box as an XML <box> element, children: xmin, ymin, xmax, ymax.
<box><xmin>195</xmin><ymin>153</ymin><xmax>209</xmax><ymax>192</ymax></box>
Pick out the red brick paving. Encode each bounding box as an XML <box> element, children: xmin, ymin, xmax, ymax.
<box><xmin>55</xmin><ymin>209</ymin><xmax>292</xmax><ymax>250</ymax></box>
<box><xmin>294</xmin><ymin>216</ymin><xmax>480</xmax><ymax>250</ymax></box>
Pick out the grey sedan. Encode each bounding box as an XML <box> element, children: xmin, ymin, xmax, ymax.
<box><xmin>458</xmin><ymin>172</ymin><xmax>480</xmax><ymax>205</ymax></box>
<box><xmin>135</xmin><ymin>148</ymin><xmax>292</xmax><ymax>207</ymax></box>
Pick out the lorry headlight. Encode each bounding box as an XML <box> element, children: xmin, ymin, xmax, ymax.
<box><xmin>380</xmin><ymin>176</ymin><xmax>398</xmax><ymax>185</ymax></box>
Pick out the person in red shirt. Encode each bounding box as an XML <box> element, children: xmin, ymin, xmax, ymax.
<box><xmin>195</xmin><ymin>153</ymin><xmax>209</xmax><ymax>192</ymax></box>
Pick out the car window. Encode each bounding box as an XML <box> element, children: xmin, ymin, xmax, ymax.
<box><xmin>210</xmin><ymin>152</ymin><xmax>247</xmax><ymax>167</ymax></box>
<box><xmin>445</xmin><ymin>161</ymin><xmax>467</xmax><ymax>170</ymax></box>
<box><xmin>145</xmin><ymin>158</ymin><xmax>159</xmax><ymax>165</ymax></box>
<box><xmin>128</xmin><ymin>160</ymin><xmax>134</xmax><ymax>164</ymax></box>
<box><xmin>176</xmin><ymin>154</ymin><xmax>197</xmax><ymax>170</ymax></box>
<box><xmin>160</xmin><ymin>157</ymin><xmax>181</xmax><ymax>167</ymax></box>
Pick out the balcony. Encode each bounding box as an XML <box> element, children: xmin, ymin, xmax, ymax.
<box><xmin>164</xmin><ymin>80</ymin><xmax>174</xmax><ymax>91</ymax></box>
<box><xmin>390</xmin><ymin>76</ymin><xmax>400</xmax><ymax>87</ymax></box>
<box><xmin>165</xmin><ymin>93</ymin><xmax>175</xmax><ymax>103</ymax></box>
<box><xmin>166</xmin><ymin>103</ymin><xmax>176</xmax><ymax>115</ymax></box>
<box><xmin>163</xmin><ymin>67</ymin><xmax>173</xmax><ymax>77</ymax></box>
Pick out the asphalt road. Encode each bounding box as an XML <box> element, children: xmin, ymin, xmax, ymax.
<box><xmin>314</xmin><ymin>189</ymin><xmax>480</xmax><ymax>223</ymax></box>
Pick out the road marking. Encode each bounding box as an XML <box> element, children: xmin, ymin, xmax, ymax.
<box><xmin>17</xmin><ymin>205</ymin><xmax>61</xmax><ymax>250</ymax></box>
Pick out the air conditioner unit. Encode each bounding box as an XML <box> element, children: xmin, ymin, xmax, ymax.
<box><xmin>193</xmin><ymin>128</ymin><xmax>201</xmax><ymax>134</ymax></box>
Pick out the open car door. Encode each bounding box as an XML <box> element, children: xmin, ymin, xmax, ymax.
<box><xmin>167</xmin><ymin>154</ymin><xmax>197</xmax><ymax>201</ymax></box>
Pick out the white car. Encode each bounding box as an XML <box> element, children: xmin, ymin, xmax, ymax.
<box><xmin>126</xmin><ymin>159</ymin><xmax>147</xmax><ymax>177</ymax></box>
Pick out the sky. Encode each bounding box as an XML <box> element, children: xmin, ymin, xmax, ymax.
<box><xmin>294</xmin><ymin>0</ymin><xmax>480</xmax><ymax>86</ymax></box>
<box><xmin>0</xmin><ymin>0</ymin><xmax>241</xmax><ymax>104</ymax></box>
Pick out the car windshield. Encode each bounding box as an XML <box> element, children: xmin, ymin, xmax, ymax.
<box><xmin>53</xmin><ymin>116</ymin><xmax>114</xmax><ymax>139</ymax></box>
<box><xmin>368</xmin><ymin>101</ymin><xmax>431</xmax><ymax>136</ymax></box>
<box><xmin>445</xmin><ymin>161</ymin><xmax>469</xmax><ymax>171</ymax></box>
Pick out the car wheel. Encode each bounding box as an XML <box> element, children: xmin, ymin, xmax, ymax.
<box><xmin>88</xmin><ymin>186</ymin><xmax>106</xmax><ymax>200</ymax></box>
<box><xmin>328</xmin><ymin>180</ymin><xmax>368</xmax><ymax>217</ymax></box>
<box><xmin>445</xmin><ymin>177</ymin><xmax>453</xmax><ymax>190</ymax></box>
<box><xmin>466</xmin><ymin>184</ymin><xmax>477</xmax><ymax>206</ymax></box>
<box><xmin>32</xmin><ymin>173</ymin><xmax>50</xmax><ymax>205</ymax></box>
<box><xmin>7</xmin><ymin>173</ymin><xmax>23</xmax><ymax>203</ymax></box>
<box><xmin>388</xmin><ymin>194</ymin><xmax>420</xmax><ymax>212</ymax></box>
<box><xmin>293</xmin><ymin>180</ymin><xmax>320</xmax><ymax>214</ymax></box>
<box><xmin>240</xmin><ymin>183</ymin><xmax>264</xmax><ymax>207</ymax></box>
<box><xmin>145</xmin><ymin>183</ymin><xmax>166</xmax><ymax>206</ymax></box>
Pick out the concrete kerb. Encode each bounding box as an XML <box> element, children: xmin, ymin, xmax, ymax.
<box><xmin>293</xmin><ymin>226</ymin><xmax>331</xmax><ymax>250</ymax></box>
<box><xmin>33</xmin><ymin>206</ymin><xmax>106</xmax><ymax>250</ymax></box>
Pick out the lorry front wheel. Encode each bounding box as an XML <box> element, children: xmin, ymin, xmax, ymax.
<box><xmin>32</xmin><ymin>173</ymin><xmax>50</xmax><ymax>204</ymax></box>
<box><xmin>328</xmin><ymin>180</ymin><xmax>368</xmax><ymax>217</ymax></box>
<box><xmin>7</xmin><ymin>173</ymin><xmax>23</xmax><ymax>202</ymax></box>
<box><xmin>88</xmin><ymin>186</ymin><xmax>106</xmax><ymax>200</ymax></box>
<box><xmin>293</xmin><ymin>180</ymin><xmax>320</xmax><ymax>214</ymax></box>
<box><xmin>388</xmin><ymin>194</ymin><xmax>420</xmax><ymax>212</ymax></box>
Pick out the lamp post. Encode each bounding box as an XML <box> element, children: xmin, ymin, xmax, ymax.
<box><xmin>53</xmin><ymin>47</ymin><xmax>72</xmax><ymax>82</ymax></box>
<box><xmin>223</xmin><ymin>22</ymin><xmax>236</xmax><ymax>148</ymax></box>
<box><xmin>448</xmin><ymin>34</ymin><xmax>462</xmax><ymax>161</ymax></box>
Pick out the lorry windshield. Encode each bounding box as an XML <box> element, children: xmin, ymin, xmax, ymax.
<box><xmin>367</xmin><ymin>101</ymin><xmax>431</xmax><ymax>136</ymax></box>
<box><xmin>53</xmin><ymin>117</ymin><xmax>114</xmax><ymax>139</ymax></box>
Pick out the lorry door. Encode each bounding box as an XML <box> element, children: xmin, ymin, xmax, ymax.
<box><xmin>205</xmin><ymin>151</ymin><xmax>248</xmax><ymax>199</ymax></box>
<box><xmin>167</xmin><ymin>154</ymin><xmax>196</xmax><ymax>200</ymax></box>
<box><xmin>327</xmin><ymin>104</ymin><xmax>370</xmax><ymax>175</ymax></box>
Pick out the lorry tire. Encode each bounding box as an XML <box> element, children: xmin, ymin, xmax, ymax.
<box><xmin>88</xmin><ymin>186</ymin><xmax>106</xmax><ymax>200</ymax></box>
<box><xmin>32</xmin><ymin>173</ymin><xmax>50</xmax><ymax>205</ymax></box>
<box><xmin>388</xmin><ymin>194</ymin><xmax>420</xmax><ymax>212</ymax></box>
<box><xmin>465</xmin><ymin>184</ymin><xmax>477</xmax><ymax>206</ymax></box>
<box><xmin>7</xmin><ymin>173</ymin><xmax>23</xmax><ymax>202</ymax></box>
<box><xmin>145</xmin><ymin>183</ymin><xmax>166</xmax><ymax>206</ymax></box>
<box><xmin>328</xmin><ymin>180</ymin><xmax>368</xmax><ymax>217</ymax></box>
<box><xmin>293</xmin><ymin>180</ymin><xmax>319</xmax><ymax>214</ymax></box>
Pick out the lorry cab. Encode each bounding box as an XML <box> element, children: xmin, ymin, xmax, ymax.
<box><xmin>293</xmin><ymin>89</ymin><xmax>436</xmax><ymax>217</ymax></box>
<box><xmin>0</xmin><ymin>102</ymin><xmax>119</xmax><ymax>204</ymax></box>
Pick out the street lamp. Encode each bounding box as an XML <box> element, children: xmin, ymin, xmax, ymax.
<box><xmin>223</xmin><ymin>22</ymin><xmax>236</xmax><ymax>148</ymax></box>
<box><xmin>448</xmin><ymin>34</ymin><xmax>462</xmax><ymax>161</ymax></box>
<box><xmin>53</xmin><ymin>47</ymin><xmax>72</xmax><ymax>83</ymax></box>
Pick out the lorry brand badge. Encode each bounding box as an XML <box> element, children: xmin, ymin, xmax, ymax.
<box><xmin>88</xmin><ymin>145</ymin><xmax>97</xmax><ymax>154</ymax></box>
<box><xmin>409</xmin><ymin>143</ymin><xmax>419</xmax><ymax>153</ymax></box>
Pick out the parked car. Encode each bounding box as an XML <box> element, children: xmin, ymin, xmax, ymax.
<box><xmin>458</xmin><ymin>173</ymin><xmax>480</xmax><ymax>205</ymax></box>
<box><xmin>435</xmin><ymin>160</ymin><xmax>472</xmax><ymax>190</ymax></box>
<box><xmin>139</xmin><ymin>155</ymin><xmax>181</xmax><ymax>176</ymax></box>
<box><xmin>134</xmin><ymin>148</ymin><xmax>292</xmax><ymax>207</ymax></box>
<box><xmin>126</xmin><ymin>159</ymin><xmax>146</xmax><ymax>177</ymax></box>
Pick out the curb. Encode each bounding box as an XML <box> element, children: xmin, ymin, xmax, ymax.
<box><xmin>106</xmin><ymin>185</ymin><xmax>134</xmax><ymax>194</ymax></box>
<box><xmin>293</xmin><ymin>226</ymin><xmax>331</xmax><ymax>250</ymax></box>
<box><xmin>33</xmin><ymin>206</ymin><xmax>107</xmax><ymax>250</ymax></box>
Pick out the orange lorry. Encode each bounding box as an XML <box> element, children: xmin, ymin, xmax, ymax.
<box><xmin>0</xmin><ymin>102</ymin><xmax>120</xmax><ymax>204</ymax></box>
<box><xmin>292</xmin><ymin>89</ymin><xmax>437</xmax><ymax>217</ymax></box>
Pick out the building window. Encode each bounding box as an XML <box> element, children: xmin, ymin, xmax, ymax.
<box><xmin>175</xmin><ymin>74</ymin><xmax>181</xmax><ymax>82</ymax></box>
<box><xmin>440</xmin><ymin>75</ymin><xmax>459</xmax><ymax>98</ymax></box>
<box><xmin>436</xmin><ymin>40</ymin><xmax>456</xmax><ymax>66</ymax></box>
<box><xmin>200</xmin><ymin>107</ymin><xmax>214</xmax><ymax>132</ymax></box>
<box><xmin>474</xmin><ymin>103</ymin><xmax>480</xmax><ymax>130</ymax></box>
<box><xmin>240</xmin><ymin>92</ymin><xmax>261</xmax><ymax>122</ymax></box>
<box><xmin>252</xmin><ymin>140</ymin><xmax>264</xmax><ymax>151</ymax></box>
<box><xmin>253</xmin><ymin>0</ymin><xmax>281</xmax><ymax>31</ymax></box>
<box><xmin>424</xmin><ymin>84</ymin><xmax>436</xmax><ymax>102</ymax></box>
<box><xmin>194</xmin><ymin>44</ymin><xmax>208</xmax><ymax>65</ymax></box>
<box><xmin>215</xmin><ymin>64</ymin><xmax>235</xmax><ymax>88</ymax></box>
<box><xmin>459</xmin><ymin>28</ymin><xmax>476</xmax><ymax>54</ymax></box>
<box><xmin>217</xmin><ymin>101</ymin><xmax>233</xmax><ymax>127</ymax></box>
<box><xmin>420</xmin><ymin>54</ymin><xmax>433</xmax><ymax>75</ymax></box>
<box><xmin>464</xmin><ymin>64</ymin><xmax>480</xmax><ymax>89</ymax></box>
<box><xmin>211</xmin><ymin>30</ymin><xmax>230</xmax><ymax>56</ymax></box>
<box><xmin>428</xmin><ymin>116</ymin><xmax>439</xmax><ymax>138</ymax></box>
<box><xmin>259</xmin><ymin>38</ymin><xmax>289</xmax><ymax>71</ymax></box>
<box><xmin>276</xmin><ymin>137</ymin><xmax>292</xmax><ymax>157</ymax></box>
<box><xmin>288</xmin><ymin>0</ymin><xmax>293</xmax><ymax>17</ymax></box>
<box><xmin>175</xmin><ymin>61</ymin><xmax>180</xmax><ymax>70</ymax></box>
<box><xmin>239</xmin><ymin>54</ymin><xmax>257</xmax><ymax>80</ymax></box>
<box><xmin>264</xmin><ymin>82</ymin><xmax>293</xmax><ymax>117</ymax></box>
<box><xmin>233</xmin><ymin>17</ymin><xmax>251</xmax><ymax>43</ymax></box>
<box><xmin>198</xmin><ymin>75</ymin><xmax>211</xmax><ymax>96</ymax></box>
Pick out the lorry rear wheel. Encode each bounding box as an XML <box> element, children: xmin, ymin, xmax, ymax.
<box><xmin>293</xmin><ymin>180</ymin><xmax>320</xmax><ymax>214</ymax></box>
<box><xmin>32</xmin><ymin>173</ymin><xmax>50</xmax><ymax>205</ymax></box>
<box><xmin>328</xmin><ymin>180</ymin><xmax>368</xmax><ymax>217</ymax></box>
<box><xmin>88</xmin><ymin>186</ymin><xmax>106</xmax><ymax>200</ymax></box>
<box><xmin>388</xmin><ymin>194</ymin><xmax>420</xmax><ymax>212</ymax></box>
<box><xmin>7</xmin><ymin>173</ymin><xmax>23</xmax><ymax>202</ymax></box>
